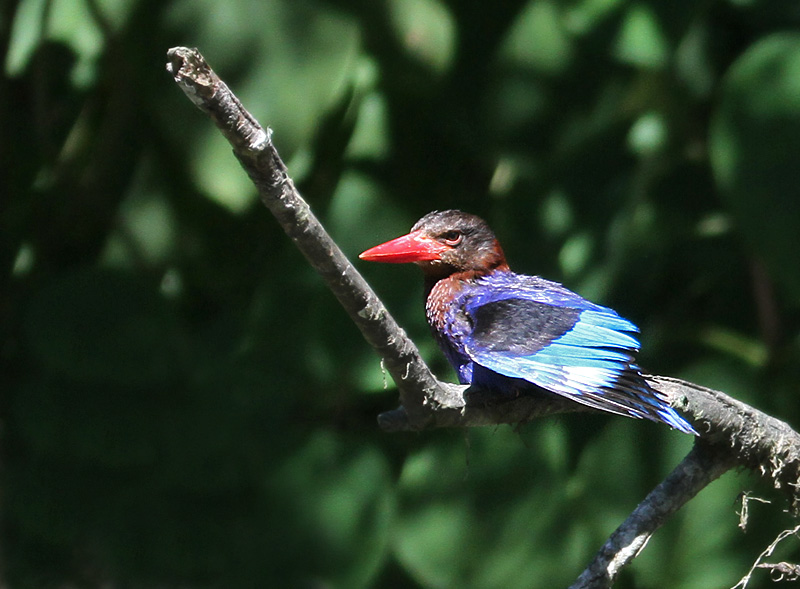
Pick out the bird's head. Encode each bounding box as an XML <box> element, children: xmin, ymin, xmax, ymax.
<box><xmin>359</xmin><ymin>210</ymin><xmax>509</xmax><ymax>280</ymax></box>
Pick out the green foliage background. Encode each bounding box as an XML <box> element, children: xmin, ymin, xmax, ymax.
<box><xmin>3</xmin><ymin>0</ymin><xmax>800</xmax><ymax>587</ymax></box>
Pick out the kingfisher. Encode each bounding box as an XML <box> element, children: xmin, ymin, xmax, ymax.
<box><xmin>359</xmin><ymin>210</ymin><xmax>696</xmax><ymax>434</ymax></box>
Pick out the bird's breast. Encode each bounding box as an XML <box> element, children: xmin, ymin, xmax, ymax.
<box><xmin>425</xmin><ymin>276</ymin><xmax>475</xmax><ymax>383</ymax></box>
<box><xmin>426</xmin><ymin>278</ymin><xmax>470</xmax><ymax>337</ymax></box>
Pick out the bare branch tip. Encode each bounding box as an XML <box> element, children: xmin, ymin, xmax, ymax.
<box><xmin>166</xmin><ymin>46</ymin><xmax>219</xmax><ymax>107</ymax></box>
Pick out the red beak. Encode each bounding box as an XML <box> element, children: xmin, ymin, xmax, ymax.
<box><xmin>359</xmin><ymin>230</ymin><xmax>448</xmax><ymax>263</ymax></box>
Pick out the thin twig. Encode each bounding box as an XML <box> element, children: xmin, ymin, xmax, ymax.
<box><xmin>736</xmin><ymin>492</ymin><xmax>771</xmax><ymax>531</ymax></box>
<box><xmin>732</xmin><ymin>524</ymin><xmax>800</xmax><ymax>589</ymax></box>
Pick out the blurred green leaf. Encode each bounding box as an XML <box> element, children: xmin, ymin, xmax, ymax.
<box><xmin>388</xmin><ymin>0</ymin><xmax>455</xmax><ymax>73</ymax></box>
<box><xmin>627</xmin><ymin>111</ymin><xmax>668</xmax><ymax>156</ymax></box>
<box><xmin>500</xmin><ymin>0</ymin><xmax>574</xmax><ymax>73</ymax></box>
<box><xmin>268</xmin><ymin>430</ymin><xmax>395</xmax><ymax>588</ymax></box>
<box><xmin>614</xmin><ymin>4</ymin><xmax>670</xmax><ymax>69</ymax></box>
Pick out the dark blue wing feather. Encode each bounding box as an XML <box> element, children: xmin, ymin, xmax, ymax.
<box><xmin>454</xmin><ymin>273</ymin><xmax>696</xmax><ymax>434</ymax></box>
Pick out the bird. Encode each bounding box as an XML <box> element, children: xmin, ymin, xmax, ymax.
<box><xmin>359</xmin><ymin>209</ymin><xmax>697</xmax><ymax>434</ymax></box>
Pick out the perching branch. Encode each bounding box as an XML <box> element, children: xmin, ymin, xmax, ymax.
<box><xmin>651</xmin><ymin>375</ymin><xmax>800</xmax><ymax>499</ymax></box>
<box><xmin>166</xmin><ymin>46</ymin><xmax>800</xmax><ymax>586</ymax></box>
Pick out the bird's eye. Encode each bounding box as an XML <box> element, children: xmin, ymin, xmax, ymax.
<box><xmin>441</xmin><ymin>230</ymin><xmax>463</xmax><ymax>246</ymax></box>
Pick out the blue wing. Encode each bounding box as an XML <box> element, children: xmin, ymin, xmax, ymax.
<box><xmin>460</xmin><ymin>274</ymin><xmax>696</xmax><ymax>434</ymax></box>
